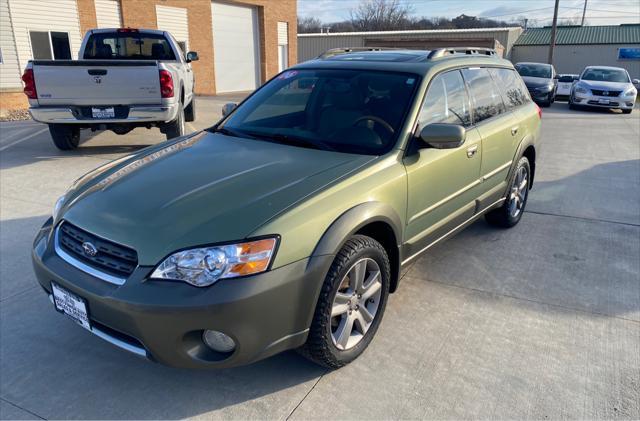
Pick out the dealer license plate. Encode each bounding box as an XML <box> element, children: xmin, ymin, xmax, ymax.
<box><xmin>91</xmin><ymin>107</ymin><xmax>115</xmax><ymax>119</ymax></box>
<box><xmin>598</xmin><ymin>99</ymin><xmax>610</xmax><ymax>105</ymax></box>
<box><xmin>51</xmin><ymin>282</ymin><xmax>91</xmax><ymax>330</ymax></box>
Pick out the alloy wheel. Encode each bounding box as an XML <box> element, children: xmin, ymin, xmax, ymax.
<box><xmin>330</xmin><ymin>258</ymin><xmax>383</xmax><ymax>350</ymax></box>
<box><xmin>508</xmin><ymin>165</ymin><xmax>528</xmax><ymax>218</ymax></box>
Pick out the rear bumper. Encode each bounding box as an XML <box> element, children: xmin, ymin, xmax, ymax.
<box><xmin>29</xmin><ymin>104</ymin><xmax>178</xmax><ymax>125</ymax></box>
<box><xmin>32</xmin><ymin>218</ymin><xmax>332</xmax><ymax>369</ymax></box>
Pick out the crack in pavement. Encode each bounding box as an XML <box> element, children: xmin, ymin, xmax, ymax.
<box><xmin>525</xmin><ymin>209</ymin><xmax>640</xmax><ymax>227</ymax></box>
<box><xmin>1</xmin><ymin>397</ymin><xmax>46</xmax><ymax>420</ymax></box>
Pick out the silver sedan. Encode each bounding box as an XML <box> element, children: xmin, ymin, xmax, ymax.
<box><xmin>569</xmin><ymin>66</ymin><xmax>638</xmax><ymax>114</ymax></box>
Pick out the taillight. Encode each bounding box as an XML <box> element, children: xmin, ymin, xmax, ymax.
<box><xmin>22</xmin><ymin>68</ymin><xmax>37</xmax><ymax>99</ymax></box>
<box><xmin>159</xmin><ymin>70</ymin><xmax>174</xmax><ymax>98</ymax></box>
<box><xmin>535</xmin><ymin>103</ymin><xmax>542</xmax><ymax>119</ymax></box>
<box><xmin>117</xmin><ymin>28</ymin><xmax>139</xmax><ymax>33</ymax></box>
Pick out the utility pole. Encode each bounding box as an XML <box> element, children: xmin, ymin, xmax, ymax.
<box><xmin>581</xmin><ymin>0</ymin><xmax>588</xmax><ymax>26</ymax></box>
<box><xmin>548</xmin><ymin>0</ymin><xmax>560</xmax><ymax>65</ymax></box>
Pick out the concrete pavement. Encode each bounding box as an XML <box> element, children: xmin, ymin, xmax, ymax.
<box><xmin>0</xmin><ymin>98</ymin><xmax>638</xmax><ymax>419</ymax></box>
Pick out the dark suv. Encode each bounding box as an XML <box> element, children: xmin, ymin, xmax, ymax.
<box><xmin>515</xmin><ymin>62</ymin><xmax>557</xmax><ymax>106</ymax></box>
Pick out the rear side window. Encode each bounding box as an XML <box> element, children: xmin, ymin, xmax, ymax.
<box><xmin>419</xmin><ymin>70</ymin><xmax>471</xmax><ymax>127</ymax></box>
<box><xmin>489</xmin><ymin>68</ymin><xmax>530</xmax><ymax>109</ymax></box>
<box><xmin>83</xmin><ymin>32</ymin><xmax>176</xmax><ymax>60</ymax></box>
<box><xmin>462</xmin><ymin>68</ymin><xmax>506</xmax><ymax>124</ymax></box>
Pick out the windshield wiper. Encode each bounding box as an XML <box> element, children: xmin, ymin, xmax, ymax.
<box><xmin>243</xmin><ymin>131</ymin><xmax>336</xmax><ymax>152</ymax></box>
<box><xmin>210</xmin><ymin>126</ymin><xmax>257</xmax><ymax>139</ymax></box>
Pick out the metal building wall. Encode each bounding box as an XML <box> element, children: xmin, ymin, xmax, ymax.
<box><xmin>298</xmin><ymin>28</ymin><xmax>523</xmax><ymax>61</ymax></box>
<box><xmin>511</xmin><ymin>44</ymin><xmax>640</xmax><ymax>79</ymax></box>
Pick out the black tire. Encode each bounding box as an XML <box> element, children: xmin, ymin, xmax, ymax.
<box><xmin>48</xmin><ymin>124</ymin><xmax>80</xmax><ymax>150</ymax></box>
<box><xmin>184</xmin><ymin>97</ymin><xmax>196</xmax><ymax>122</ymax></box>
<box><xmin>485</xmin><ymin>156</ymin><xmax>531</xmax><ymax>228</ymax></box>
<box><xmin>163</xmin><ymin>103</ymin><xmax>185</xmax><ymax>140</ymax></box>
<box><xmin>299</xmin><ymin>235</ymin><xmax>391</xmax><ymax>369</ymax></box>
<box><xmin>622</xmin><ymin>108</ymin><xmax>632</xmax><ymax>114</ymax></box>
<box><xmin>568</xmin><ymin>96</ymin><xmax>579</xmax><ymax>110</ymax></box>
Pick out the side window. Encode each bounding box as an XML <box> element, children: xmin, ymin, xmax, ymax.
<box><xmin>489</xmin><ymin>68</ymin><xmax>530</xmax><ymax>109</ymax></box>
<box><xmin>419</xmin><ymin>70</ymin><xmax>471</xmax><ymax>127</ymax></box>
<box><xmin>29</xmin><ymin>31</ymin><xmax>71</xmax><ymax>60</ymax></box>
<box><xmin>462</xmin><ymin>68</ymin><xmax>506</xmax><ymax>124</ymax></box>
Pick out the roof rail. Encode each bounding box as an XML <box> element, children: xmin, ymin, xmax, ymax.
<box><xmin>427</xmin><ymin>47</ymin><xmax>497</xmax><ymax>60</ymax></box>
<box><xmin>317</xmin><ymin>47</ymin><xmax>399</xmax><ymax>59</ymax></box>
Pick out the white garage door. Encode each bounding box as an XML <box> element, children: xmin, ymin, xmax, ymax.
<box><xmin>95</xmin><ymin>0</ymin><xmax>122</xmax><ymax>28</ymax></box>
<box><xmin>156</xmin><ymin>5</ymin><xmax>189</xmax><ymax>53</ymax></box>
<box><xmin>211</xmin><ymin>2</ymin><xmax>260</xmax><ymax>93</ymax></box>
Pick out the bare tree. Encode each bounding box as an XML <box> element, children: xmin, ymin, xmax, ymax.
<box><xmin>350</xmin><ymin>0</ymin><xmax>414</xmax><ymax>31</ymax></box>
<box><xmin>298</xmin><ymin>16</ymin><xmax>322</xmax><ymax>33</ymax></box>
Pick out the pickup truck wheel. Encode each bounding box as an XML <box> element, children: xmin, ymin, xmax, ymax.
<box><xmin>485</xmin><ymin>156</ymin><xmax>531</xmax><ymax>228</ymax></box>
<box><xmin>163</xmin><ymin>104</ymin><xmax>185</xmax><ymax>140</ymax></box>
<box><xmin>48</xmin><ymin>124</ymin><xmax>80</xmax><ymax>150</ymax></box>
<box><xmin>184</xmin><ymin>97</ymin><xmax>196</xmax><ymax>122</ymax></box>
<box><xmin>298</xmin><ymin>235</ymin><xmax>390</xmax><ymax>368</ymax></box>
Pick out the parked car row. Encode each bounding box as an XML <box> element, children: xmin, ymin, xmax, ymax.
<box><xmin>514</xmin><ymin>61</ymin><xmax>638</xmax><ymax>114</ymax></box>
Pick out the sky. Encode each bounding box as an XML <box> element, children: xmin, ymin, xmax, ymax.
<box><xmin>297</xmin><ymin>0</ymin><xmax>640</xmax><ymax>27</ymax></box>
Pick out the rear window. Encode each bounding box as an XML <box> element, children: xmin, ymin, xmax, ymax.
<box><xmin>83</xmin><ymin>32</ymin><xmax>176</xmax><ymax>60</ymax></box>
<box><xmin>489</xmin><ymin>68</ymin><xmax>530</xmax><ymax>110</ymax></box>
<box><xmin>558</xmin><ymin>75</ymin><xmax>577</xmax><ymax>83</ymax></box>
<box><xmin>462</xmin><ymin>68</ymin><xmax>506</xmax><ymax>123</ymax></box>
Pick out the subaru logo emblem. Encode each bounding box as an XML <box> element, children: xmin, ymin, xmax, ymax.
<box><xmin>93</xmin><ymin>76</ymin><xmax>102</xmax><ymax>84</ymax></box>
<box><xmin>82</xmin><ymin>242</ymin><xmax>98</xmax><ymax>257</ymax></box>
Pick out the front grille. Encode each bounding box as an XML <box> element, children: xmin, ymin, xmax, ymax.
<box><xmin>590</xmin><ymin>89</ymin><xmax>621</xmax><ymax>97</ymax></box>
<box><xmin>58</xmin><ymin>222</ymin><xmax>137</xmax><ymax>277</ymax></box>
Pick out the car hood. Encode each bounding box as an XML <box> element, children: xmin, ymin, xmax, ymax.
<box><xmin>576</xmin><ymin>80</ymin><xmax>631</xmax><ymax>91</ymax></box>
<box><xmin>521</xmin><ymin>76</ymin><xmax>553</xmax><ymax>88</ymax></box>
<box><xmin>60</xmin><ymin>131</ymin><xmax>374</xmax><ymax>265</ymax></box>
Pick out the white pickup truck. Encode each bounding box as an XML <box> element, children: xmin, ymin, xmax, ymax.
<box><xmin>22</xmin><ymin>28</ymin><xmax>198</xmax><ymax>150</ymax></box>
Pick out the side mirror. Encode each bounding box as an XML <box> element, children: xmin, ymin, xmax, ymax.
<box><xmin>222</xmin><ymin>102</ymin><xmax>237</xmax><ymax>117</ymax></box>
<box><xmin>632</xmin><ymin>79</ymin><xmax>640</xmax><ymax>85</ymax></box>
<box><xmin>186</xmin><ymin>51</ymin><xmax>199</xmax><ymax>63</ymax></box>
<box><xmin>553</xmin><ymin>74</ymin><xmax>559</xmax><ymax>79</ymax></box>
<box><xmin>419</xmin><ymin>123</ymin><xmax>466</xmax><ymax>149</ymax></box>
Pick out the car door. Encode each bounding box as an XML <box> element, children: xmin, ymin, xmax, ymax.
<box><xmin>462</xmin><ymin>67</ymin><xmax>519</xmax><ymax>205</ymax></box>
<box><xmin>403</xmin><ymin>69</ymin><xmax>483</xmax><ymax>259</ymax></box>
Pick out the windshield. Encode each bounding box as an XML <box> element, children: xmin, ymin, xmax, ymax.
<box><xmin>83</xmin><ymin>32</ymin><xmax>176</xmax><ymax>60</ymax></box>
<box><xmin>515</xmin><ymin>63</ymin><xmax>552</xmax><ymax>79</ymax></box>
<box><xmin>218</xmin><ymin>69</ymin><xmax>420</xmax><ymax>155</ymax></box>
<box><xmin>581</xmin><ymin>68</ymin><xmax>629</xmax><ymax>83</ymax></box>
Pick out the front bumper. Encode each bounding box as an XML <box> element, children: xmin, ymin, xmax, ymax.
<box><xmin>29</xmin><ymin>104</ymin><xmax>178</xmax><ymax>125</ymax></box>
<box><xmin>32</xmin><ymin>218</ymin><xmax>332</xmax><ymax>369</ymax></box>
<box><xmin>527</xmin><ymin>87</ymin><xmax>554</xmax><ymax>103</ymax></box>
<box><xmin>572</xmin><ymin>92</ymin><xmax>636</xmax><ymax>109</ymax></box>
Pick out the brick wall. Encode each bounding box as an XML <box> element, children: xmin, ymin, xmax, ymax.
<box><xmin>76</xmin><ymin>0</ymin><xmax>98</xmax><ymax>35</ymax></box>
<box><xmin>119</xmin><ymin>0</ymin><xmax>297</xmax><ymax>95</ymax></box>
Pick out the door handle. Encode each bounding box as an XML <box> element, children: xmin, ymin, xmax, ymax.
<box><xmin>511</xmin><ymin>126</ymin><xmax>519</xmax><ymax>136</ymax></box>
<box><xmin>466</xmin><ymin>144</ymin><xmax>478</xmax><ymax>158</ymax></box>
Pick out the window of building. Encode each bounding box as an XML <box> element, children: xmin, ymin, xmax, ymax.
<box><xmin>419</xmin><ymin>70</ymin><xmax>471</xmax><ymax>127</ymax></box>
<box><xmin>462</xmin><ymin>67</ymin><xmax>506</xmax><ymax>124</ymax></box>
<box><xmin>489</xmin><ymin>68</ymin><xmax>530</xmax><ymax>109</ymax></box>
<box><xmin>29</xmin><ymin>31</ymin><xmax>71</xmax><ymax>60</ymax></box>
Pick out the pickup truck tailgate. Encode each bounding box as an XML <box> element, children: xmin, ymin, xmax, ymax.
<box><xmin>33</xmin><ymin>60</ymin><xmax>161</xmax><ymax>106</ymax></box>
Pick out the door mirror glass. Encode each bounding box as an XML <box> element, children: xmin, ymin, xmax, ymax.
<box><xmin>186</xmin><ymin>51</ymin><xmax>199</xmax><ymax>62</ymax></box>
<box><xmin>222</xmin><ymin>103</ymin><xmax>237</xmax><ymax>117</ymax></box>
<box><xmin>419</xmin><ymin>123</ymin><xmax>466</xmax><ymax>149</ymax></box>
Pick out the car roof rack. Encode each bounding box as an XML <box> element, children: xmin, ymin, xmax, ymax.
<box><xmin>427</xmin><ymin>47</ymin><xmax>497</xmax><ymax>60</ymax></box>
<box><xmin>317</xmin><ymin>47</ymin><xmax>400</xmax><ymax>59</ymax></box>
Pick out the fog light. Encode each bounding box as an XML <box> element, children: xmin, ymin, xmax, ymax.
<box><xmin>203</xmin><ymin>330</ymin><xmax>236</xmax><ymax>353</ymax></box>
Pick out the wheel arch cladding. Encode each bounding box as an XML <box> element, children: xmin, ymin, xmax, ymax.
<box><xmin>311</xmin><ymin>202</ymin><xmax>402</xmax><ymax>293</ymax></box>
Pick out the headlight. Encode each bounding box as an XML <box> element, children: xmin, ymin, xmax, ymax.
<box><xmin>150</xmin><ymin>237</ymin><xmax>278</xmax><ymax>287</ymax></box>
<box><xmin>53</xmin><ymin>195</ymin><xmax>65</xmax><ymax>220</ymax></box>
<box><xmin>575</xmin><ymin>85</ymin><xmax>589</xmax><ymax>94</ymax></box>
<box><xmin>624</xmin><ymin>87</ymin><xmax>637</xmax><ymax>97</ymax></box>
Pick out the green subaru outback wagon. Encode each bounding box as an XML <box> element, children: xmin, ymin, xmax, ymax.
<box><xmin>33</xmin><ymin>47</ymin><xmax>541</xmax><ymax>369</ymax></box>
